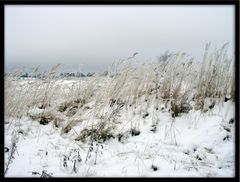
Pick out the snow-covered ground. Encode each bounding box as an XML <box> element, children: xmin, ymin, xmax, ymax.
<box><xmin>4</xmin><ymin>98</ymin><xmax>235</xmax><ymax>177</ymax></box>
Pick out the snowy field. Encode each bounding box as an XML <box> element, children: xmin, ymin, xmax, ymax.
<box><xmin>4</xmin><ymin>45</ymin><xmax>235</xmax><ymax>177</ymax></box>
<box><xmin>5</xmin><ymin>98</ymin><xmax>235</xmax><ymax>177</ymax></box>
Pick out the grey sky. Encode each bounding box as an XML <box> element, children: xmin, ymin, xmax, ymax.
<box><xmin>5</xmin><ymin>5</ymin><xmax>234</xmax><ymax>73</ymax></box>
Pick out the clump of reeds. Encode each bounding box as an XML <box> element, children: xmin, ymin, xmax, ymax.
<box><xmin>4</xmin><ymin>43</ymin><xmax>234</xmax><ymax>144</ymax></box>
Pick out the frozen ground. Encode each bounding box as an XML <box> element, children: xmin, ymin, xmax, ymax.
<box><xmin>4</xmin><ymin>99</ymin><xmax>235</xmax><ymax>177</ymax></box>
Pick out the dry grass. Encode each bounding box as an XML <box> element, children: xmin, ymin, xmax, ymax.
<box><xmin>4</xmin><ymin>43</ymin><xmax>234</xmax><ymax>141</ymax></box>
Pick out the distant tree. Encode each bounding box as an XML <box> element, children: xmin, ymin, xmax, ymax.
<box><xmin>76</xmin><ymin>72</ymin><xmax>85</xmax><ymax>77</ymax></box>
<box><xmin>87</xmin><ymin>72</ymin><xmax>94</xmax><ymax>77</ymax></box>
<box><xmin>21</xmin><ymin>72</ymin><xmax>28</xmax><ymax>78</ymax></box>
<box><xmin>69</xmin><ymin>73</ymin><xmax>75</xmax><ymax>77</ymax></box>
<box><xmin>65</xmin><ymin>73</ymin><xmax>70</xmax><ymax>77</ymax></box>
<box><xmin>76</xmin><ymin>72</ymin><xmax>81</xmax><ymax>77</ymax></box>
<box><xmin>80</xmin><ymin>73</ymin><xmax>85</xmax><ymax>77</ymax></box>
<box><xmin>102</xmin><ymin>71</ymin><xmax>108</xmax><ymax>76</ymax></box>
<box><xmin>36</xmin><ymin>74</ymin><xmax>42</xmax><ymax>79</ymax></box>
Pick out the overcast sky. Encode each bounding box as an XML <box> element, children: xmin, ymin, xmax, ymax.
<box><xmin>5</xmin><ymin>5</ymin><xmax>234</xmax><ymax>73</ymax></box>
